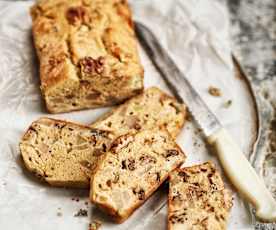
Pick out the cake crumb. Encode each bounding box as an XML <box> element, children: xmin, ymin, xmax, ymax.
<box><xmin>224</xmin><ymin>100</ymin><xmax>232</xmax><ymax>108</ymax></box>
<box><xmin>89</xmin><ymin>220</ymin><xmax>102</xmax><ymax>230</ymax></box>
<box><xmin>208</xmin><ymin>86</ymin><xmax>222</xmax><ymax>97</ymax></box>
<box><xmin>57</xmin><ymin>212</ymin><xmax>62</xmax><ymax>217</ymax></box>
<box><xmin>194</xmin><ymin>128</ymin><xmax>202</xmax><ymax>135</ymax></box>
<box><xmin>185</xmin><ymin>111</ymin><xmax>192</xmax><ymax>122</ymax></box>
<box><xmin>74</xmin><ymin>209</ymin><xmax>88</xmax><ymax>217</ymax></box>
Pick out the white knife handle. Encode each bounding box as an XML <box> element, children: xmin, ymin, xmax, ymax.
<box><xmin>208</xmin><ymin>128</ymin><xmax>276</xmax><ymax>222</ymax></box>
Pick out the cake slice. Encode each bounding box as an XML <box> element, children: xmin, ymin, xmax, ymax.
<box><xmin>90</xmin><ymin>129</ymin><xmax>186</xmax><ymax>223</ymax></box>
<box><xmin>91</xmin><ymin>87</ymin><xmax>186</xmax><ymax>139</ymax></box>
<box><xmin>168</xmin><ymin>162</ymin><xmax>233</xmax><ymax>230</ymax></box>
<box><xmin>19</xmin><ymin>88</ymin><xmax>185</xmax><ymax>188</ymax></box>
<box><xmin>31</xmin><ymin>0</ymin><xmax>143</xmax><ymax>113</ymax></box>
<box><xmin>19</xmin><ymin>118</ymin><xmax>114</xmax><ymax>188</ymax></box>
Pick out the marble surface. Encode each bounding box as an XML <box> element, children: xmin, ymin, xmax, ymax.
<box><xmin>225</xmin><ymin>0</ymin><xmax>276</xmax><ymax>229</ymax></box>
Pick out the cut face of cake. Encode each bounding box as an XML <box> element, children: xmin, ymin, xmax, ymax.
<box><xmin>90</xmin><ymin>129</ymin><xmax>186</xmax><ymax>223</ymax></box>
<box><xmin>168</xmin><ymin>162</ymin><xmax>233</xmax><ymax>230</ymax></box>
<box><xmin>91</xmin><ymin>87</ymin><xmax>186</xmax><ymax>139</ymax></box>
<box><xmin>20</xmin><ymin>117</ymin><xmax>115</xmax><ymax>188</ymax></box>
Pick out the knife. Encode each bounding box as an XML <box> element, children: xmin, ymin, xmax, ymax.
<box><xmin>135</xmin><ymin>22</ymin><xmax>276</xmax><ymax>222</ymax></box>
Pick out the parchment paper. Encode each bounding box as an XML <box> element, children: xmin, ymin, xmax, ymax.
<box><xmin>0</xmin><ymin>0</ymin><xmax>257</xmax><ymax>229</ymax></box>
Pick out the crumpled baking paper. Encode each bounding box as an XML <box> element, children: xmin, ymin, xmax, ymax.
<box><xmin>0</xmin><ymin>0</ymin><xmax>257</xmax><ymax>229</ymax></box>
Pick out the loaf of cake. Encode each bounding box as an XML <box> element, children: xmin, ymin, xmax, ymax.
<box><xmin>91</xmin><ymin>87</ymin><xmax>186</xmax><ymax>139</ymax></box>
<box><xmin>90</xmin><ymin>129</ymin><xmax>186</xmax><ymax>223</ymax></box>
<box><xmin>19</xmin><ymin>118</ymin><xmax>114</xmax><ymax>188</ymax></box>
<box><xmin>30</xmin><ymin>0</ymin><xmax>144</xmax><ymax>113</ymax></box>
<box><xmin>168</xmin><ymin>162</ymin><xmax>233</xmax><ymax>230</ymax></box>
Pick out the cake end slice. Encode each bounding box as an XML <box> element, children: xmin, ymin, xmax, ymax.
<box><xmin>168</xmin><ymin>162</ymin><xmax>233</xmax><ymax>230</ymax></box>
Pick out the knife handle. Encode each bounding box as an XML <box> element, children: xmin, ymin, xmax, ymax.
<box><xmin>208</xmin><ymin>128</ymin><xmax>276</xmax><ymax>222</ymax></box>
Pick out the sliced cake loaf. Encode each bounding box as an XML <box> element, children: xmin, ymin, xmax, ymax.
<box><xmin>90</xmin><ymin>129</ymin><xmax>186</xmax><ymax>223</ymax></box>
<box><xmin>20</xmin><ymin>118</ymin><xmax>114</xmax><ymax>188</ymax></box>
<box><xmin>90</xmin><ymin>87</ymin><xmax>186</xmax><ymax>139</ymax></box>
<box><xmin>168</xmin><ymin>162</ymin><xmax>233</xmax><ymax>230</ymax></box>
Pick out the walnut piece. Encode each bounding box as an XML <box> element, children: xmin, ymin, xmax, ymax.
<box><xmin>79</xmin><ymin>56</ymin><xmax>105</xmax><ymax>75</ymax></box>
<box><xmin>166</xmin><ymin>149</ymin><xmax>179</xmax><ymax>158</ymax></box>
<box><xmin>208</xmin><ymin>86</ymin><xmax>222</xmax><ymax>97</ymax></box>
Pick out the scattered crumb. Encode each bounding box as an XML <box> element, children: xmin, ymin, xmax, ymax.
<box><xmin>57</xmin><ymin>207</ymin><xmax>62</xmax><ymax>217</ymax></box>
<box><xmin>89</xmin><ymin>220</ymin><xmax>102</xmax><ymax>230</ymax></box>
<box><xmin>263</xmin><ymin>90</ymin><xmax>269</xmax><ymax>99</ymax></box>
<box><xmin>185</xmin><ymin>111</ymin><xmax>192</xmax><ymax>122</ymax></box>
<box><xmin>224</xmin><ymin>100</ymin><xmax>232</xmax><ymax>108</ymax></box>
<box><xmin>74</xmin><ymin>209</ymin><xmax>88</xmax><ymax>217</ymax></box>
<box><xmin>76</xmin><ymin>198</ymin><xmax>80</xmax><ymax>202</ymax></box>
<box><xmin>193</xmin><ymin>141</ymin><xmax>201</xmax><ymax>148</ymax></box>
<box><xmin>85</xmin><ymin>201</ymin><xmax>89</xmax><ymax>205</ymax></box>
<box><xmin>194</xmin><ymin>128</ymin><xmax>202</xmax><ymax>135</ymax></box>
<box><xmin>208</xmin><ymin>86</ymin><xmax>222</xmax><ymax>97</ymax></box>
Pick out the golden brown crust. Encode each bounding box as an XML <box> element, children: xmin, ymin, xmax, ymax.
<box><xmin>91</xmin><ymin>87</ymin><xmax>186</xmax><ymax>139</ymax></box>
<box><xmin>90</xmin><ymin>129</ymin><xmax>186</xmax><ymax>222</ymax></box>
<box><xmin>168</xmin><ymin>162</ymin><xmax>233</xmax><ymax>230</ymax></box>
<box><xmin>20</xmin><ymin>117</ymin><xmax>115</xmax><ymax>188</ymax></box>
<box><xmin>31</xmin><ymin>0</ymin><xmax>144</xmax><ymax>113</ymax></box>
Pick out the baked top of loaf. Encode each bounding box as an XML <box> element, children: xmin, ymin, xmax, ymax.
<box><xmin>90</xmin><ymin>129</ymin><xmax>186</xmax><ymax>223</ymax></box>
<box><xmin>91</xmin><ymin>87</ymin><xmax>186</xmax><ymax>139</ymax></box>
<box><xmin>31</xmin><ymin>0</ymin><xmax>143</xmax><ymax>113</ymax></box>
<box><xmin>168</xmin><ymin>162</ymin><xmax>233</xmax><ymax>230</ymax></box>
<box><xmin>19</xmin><ymin>117</ymin><xmax>114</xmax><ymax>188</ymax></box>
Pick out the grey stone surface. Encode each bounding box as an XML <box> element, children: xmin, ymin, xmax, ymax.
<box><xmin>225</xmin><ymin>0</ymin><xmax>276</xmax><ymax>229</ymax></box>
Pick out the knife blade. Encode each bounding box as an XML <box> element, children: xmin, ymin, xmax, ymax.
<box><xmin>135</xmin><ymin>22</ymin><xmax>276</xmax><ymax>222</ymax></box>
<box><xmin>135</xmin><ymin>24</ymin><xmax>221</xmax><ymax>137</ymax></box>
